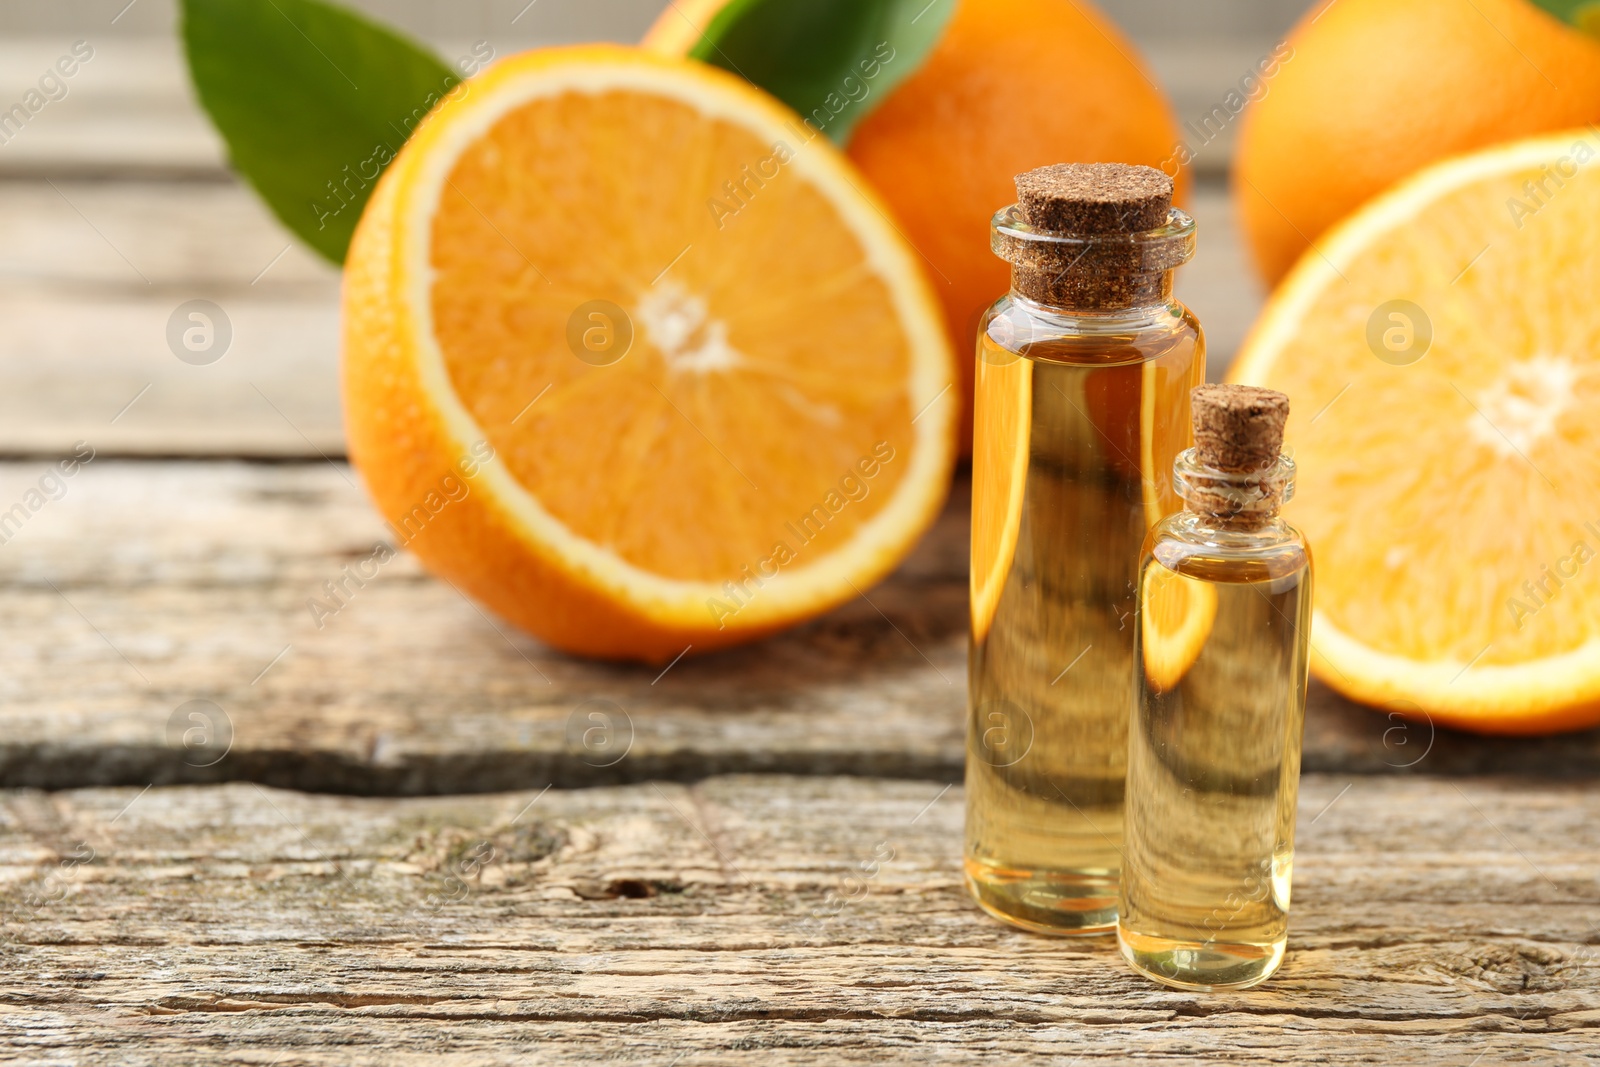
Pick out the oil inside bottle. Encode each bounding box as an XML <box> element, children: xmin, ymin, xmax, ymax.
<box><xmin>1117</xmin><ymin>538</ymin><xmax>1311</xmax><ymax>988</ymax></box>
<box><xmin>965</xmin><ymin>301</ymin><xmax>1201</xmax><ymax>935</ymax></box>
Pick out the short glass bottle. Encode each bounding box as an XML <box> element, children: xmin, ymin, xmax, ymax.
<box><xmin>1117</xmin><ymin>424</ymin><xmax>1313</xmax><ymax>990</ymax></box>
<box><xmin>966</xmin><ymin>166</ymin><xmax>1205</xmax><ymax>937</ymax></box>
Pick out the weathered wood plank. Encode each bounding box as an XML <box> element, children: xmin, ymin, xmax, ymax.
<box><xmin>1</xmin><ymin>774</ymin><xmax>1596</xmax><ymax>1063</ymax></box>
<box><xmin>0</xmin><ymin>179</ymin><xmax>342</xmax><ymax>456</ymax></box>
<box><xmin>1</xmin><ymin>460</ymin><xmax>1595</xmax><ymax>793</ymax></box>
<box><xmin>0</xmin><ymin>38</ymin><xmax>223</xmax><ymax>179</ymax></box>
<box><xmin>0</xmin><ymin>180</ymin><xmax>336</xmax><ymax>290</ymax></box>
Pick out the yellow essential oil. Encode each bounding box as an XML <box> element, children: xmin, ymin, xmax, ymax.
<box><xmin>1118</xmin><ymin>384</ymin><xmax>1313</xmax><ymax>989</ymax></box>
<box><xmin>966</xmin><ymin>164</ymin><xmax>1205</xmax><ymax>935</ymax></box>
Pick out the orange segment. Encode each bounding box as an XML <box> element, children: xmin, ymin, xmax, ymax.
<box><xmin>969</xmin><ymin>346</ymin><xmax>1031</xmax><ymax>641</ymax></box>
<box><xmin>1140</xmin><ymin>562</ymin><xmax>1218</xmax><ymax>693</ymax></box>
<box><xmin>343</xmin><ymin>47</ymin><xmax>956</xmax><ymax>662</ymax></box>
<box><xmin>1231</xmin><ymin>129</ymin><xmax>1600</xmax><ymax>733</ymax></box>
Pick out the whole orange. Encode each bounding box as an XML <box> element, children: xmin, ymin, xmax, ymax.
<box><xmin>644</xmin><ymin>0</ymin><xmax>1183</xmax><ymax>452</ymax></box>
<box><xmin>1235</xmin><ymin>0</ymin><xmax>1600</xmax><ymax>285</ymax></box>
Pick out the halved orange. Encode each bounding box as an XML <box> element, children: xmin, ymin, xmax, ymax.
<box><xmin>343</xmin><ymin>46</ymin><xmax>957</xmax><ymax>663</ymax></box>
<box><xmin>1231</xmin><ymin>129</ymin><xmax>1600</xmax><ymax>734</ymax></box>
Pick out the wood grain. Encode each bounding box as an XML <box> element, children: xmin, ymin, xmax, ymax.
<box><xmin>1</xmin><ymin>774</ymin><xmax>1596</xmax><ymax>1064</ymax></box>
<box><xmin>0</xmin><ymin>38</ymin><xmax>224</xmax><ymax>179</ymax></box>
<box><xmin>1</xmin><ymin>460</ymin><xmax>1594</xmax><ymax>794</ymax></box>
<box><xmin>0</xmin><ymin>179</ymin><xmax>342</xmax><ymax>457</ymax></box>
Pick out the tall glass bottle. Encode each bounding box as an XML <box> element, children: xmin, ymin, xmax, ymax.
<box><xmin>1118</xmin><ymin>384</ymin><xmax>1312</xmax><ymax>990</ymax></box>
<box><xmin>966</xmin><ymin>163</ymin><xmax>1205</xmax><ymax>935</ymax></box>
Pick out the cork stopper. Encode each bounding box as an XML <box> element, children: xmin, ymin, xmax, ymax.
<box><xmin>1192</xmin><ymin>384</ymin><xmax>1289</xmax><ymax>472</ymax></box>
<box><xmin>1015</xmin><ymin>163</ymin><xmax>1174</xmax><ymax>234</ymax></box>
<box><xmin>1184</xmin><ymin>384</ymin><xmax>1292</xmax><ymax>527</ymax></box>
<box><xmin>1000</xmin><ymin>163</ymin><xmax>1183</xmax><ymax>309</ymax></box>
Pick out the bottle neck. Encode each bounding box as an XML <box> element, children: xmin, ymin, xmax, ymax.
<box><xmin>1173</xmin><ymin>448</ymin><xmax>1296</xmax><ymax>532</ymax></box>
<box><xmin>990</xmin><ymin>204</ymin><xmax>1195</xmax><ymax>315</ymax></box>
<box><xmin>1009</xmin><ymin>268</ymin><xmax>1176</xmax><ymax>312</ymax></box>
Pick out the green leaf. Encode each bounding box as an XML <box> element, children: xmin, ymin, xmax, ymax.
<box><xmin>181</xmin><ymin>0</ymin><xmax>459</xmax><ymax>264</ymax></box>
<box><xmin>687</xmin><ymin>0</ymin><xmax>958</xmax><ymax>146</ymax></box>
<box><xmin>1530</xmin><ymin>0</ymin><xmax>1600</xmax><ymax>37</ymax></box>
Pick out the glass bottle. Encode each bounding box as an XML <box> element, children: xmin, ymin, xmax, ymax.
<box><xmin>966</xmin><ymin>164</ymin><xmax>1205</xmax><ymax>935</ymax></box>
<box><xmin>1117</xmin><ymin>384</ymin><xmax>1313</xmax><ymax>990</ymax></box>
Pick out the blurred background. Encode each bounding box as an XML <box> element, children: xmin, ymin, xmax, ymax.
<box><xmin>0</xmin><ymin>0</ymin><xmax>1309</xmax><ymax>458</ymax></box>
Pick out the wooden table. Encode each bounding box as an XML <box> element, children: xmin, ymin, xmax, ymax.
<box><xmin>2</xmin><ymin>34</ymin><xmax>1598</xmax><ymax>1066</ymax></box>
